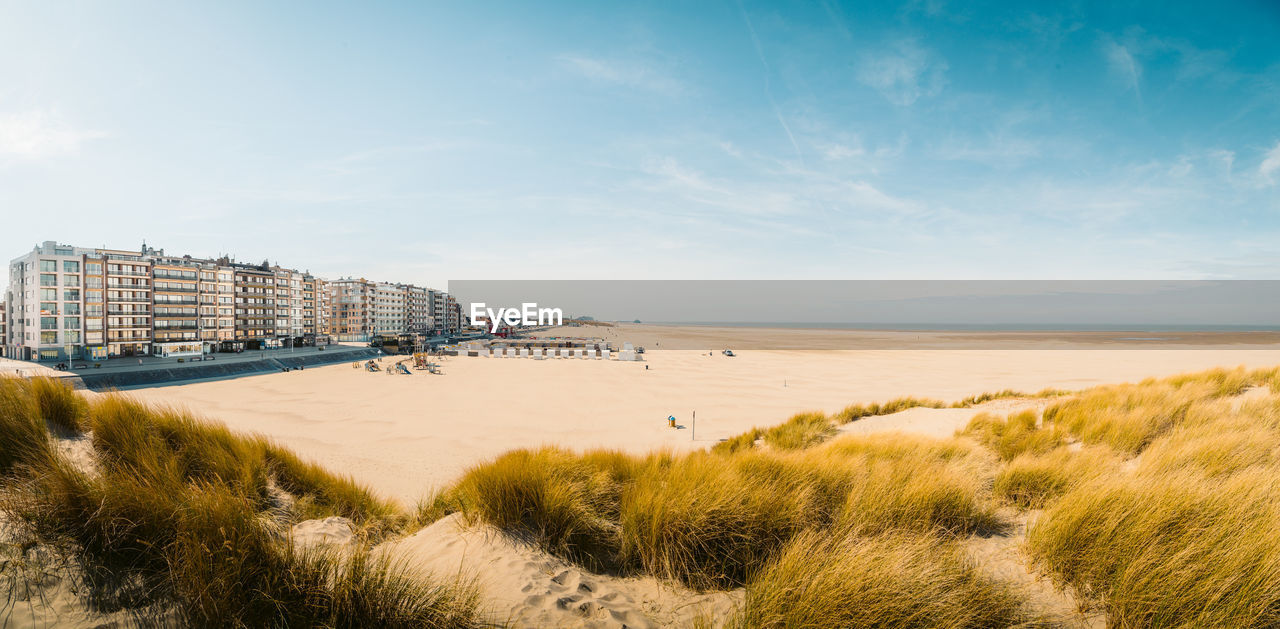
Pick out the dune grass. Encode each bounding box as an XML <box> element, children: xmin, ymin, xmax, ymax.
<box><xmin>760</xmin><ymin>411</ymin><xmax>834</xmax><ymax>450</ymax></box>
<box><xmin>0</xmin><ymin>377</ymin><xmax>482</xmax><ymax>627</ymax></box>
<box><xmin>1027</xmin><ymin>470</ymin><xmax>1280</xmax><ymax>627</ymax></box>
<box><xmin>727</xmin><ymin>531</ymin><xmax>1030</xmax><ymax>629</ymax></box>
<box><xmin>992</xmin><ymin>446</ymin><xmax>1120</xmax><ymax>509</ymax></box>
<box><xmin>0</xmin><ymin>377</ymin><xmax>54</xmax><ymax>474</ymax></box>
<box><xmin>443</xmin><ymin>366</ymin><xmax>1280</xmax><ymax>625</ymax></box>
<box><xmin>962</xmin><ymin>409</ymin><xmax>1063</xmax><ymax>461</ymax></box>
<box><xmin>1020</xmin><ymin>366</ymin><xmax>1280</xmax><ymax>627</ymax></box>
<box><xmin>834</xmin><ymin>396</ymin><xmax>946</xmax><ymax>423</ymax></box>
<box><xmin>28</xmin><ymin>376</ymin><xmax>88</xmax><ymax>434</ymax></box>
<box><xmin>445</xmin><ymin>433</ymin><xmax>1002</xmax><ymax>590</ymax></box>
<box><xmin>716</xmin><ymin>389</ymin><xmax>1070</xmax><ymax>455</ymax></box>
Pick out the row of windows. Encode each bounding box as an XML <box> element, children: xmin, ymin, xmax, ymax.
<box><xmin>38</xmin><ymin>260</ymin><xmax>80</xmax><ymax>273</ymax></box>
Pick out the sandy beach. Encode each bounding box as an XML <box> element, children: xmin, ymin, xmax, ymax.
<box><xmin>125</xmin><ymin>324</ymin><xmax>1280</xmax><ymax>504</ymax></box>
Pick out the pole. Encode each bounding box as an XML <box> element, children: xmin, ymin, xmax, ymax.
<box><xmin>692</xmin><ymin>410</ymin><xmax>696</xmax><ymax>441</ymax></box>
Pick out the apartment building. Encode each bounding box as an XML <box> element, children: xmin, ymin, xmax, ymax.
<box><xmin>324</xmin><ymin>278</ymin><xmax>460</xmax><ymax>343</ymax></box>
<box><xmin>0</xmin><ymin>302</ymin><xmax>6</xmax><ymax>358</ymax></box>
<box><xmin>5</xmin><ymin>242</ymin><xmax>331</xmax><ymax>360</ymax></box>
<box><xmin>327</xmin><ymin>278</ymin><xmax>374</xmax><ymax>342</ymax></box>
<box><xmin>405</xmin><ymin>285</ymin><xmax>434</xmax><ymax>335</ymax></box>
<box><xmin>5</xmin><ymin>242</ymin><xmax>99</xmax><ymax>361</ymax></box>
<box><xmin>147</xmin><ymin>251</ymin><xmax>239</xmax><ymax>358</ymax></box>
<box><xmin>231</xmin><ymin>264</ymin><xmax>277</xmax><ymax>349</ymax></box>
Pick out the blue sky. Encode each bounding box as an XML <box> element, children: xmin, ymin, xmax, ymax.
<box><xmin>1</xmin><ymin>1</ymin><xmax>1278</xmax><ymax>286</ymax></box>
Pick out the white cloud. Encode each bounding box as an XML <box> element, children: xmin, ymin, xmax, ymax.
<box><xmin>1101</xmin><ymin>37</ymin><xmax>1142</xmax><ymax>97</ymax></box>
<box><xmin>557</xmin><ymin>54</ymin><xmax>680</xmax><ymax>93</ymax></box>
<box><xmin>1261</xmin><ymin>141</ymin><xmax>1280</xmax><ymax>185</ymax></box>
<box><xmin>1210</xmin><ymin>149</ymin><xmax>1235</xmax><ymax>175</ymax></box>
<box><xmin>719</xmin><ymin>141</ymin><xmax>744</xmax><ymax>158</ymax></box>
<box><xmin>0</xmin><ymin>110</ymin><xmax>105</xmax><ymax>160</ymax></box>
<box><xmin>856</xmin><ymin>40</ymin><xmax>947</xmax><ymax>106</ymax></box>
<box><xmin>820</xmin><ymin>142</ymin><xmax>864</xmax><ymax>161</ymax></box>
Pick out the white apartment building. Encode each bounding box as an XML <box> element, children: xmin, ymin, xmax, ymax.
<box><xmin>373</xmin><ymin>282</ymin><xmax>406</xmax><ymax>336</ymax></box>
<box><xmin>5</xmin><ymin>242</ymin><xmax>99</xmax><ymax>361</ymax></box>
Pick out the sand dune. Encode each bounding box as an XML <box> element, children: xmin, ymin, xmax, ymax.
<box><xmin>379</xmin><ymin>514</ymin><xmax>740</xmax><ymax>628</ymax></box>
<box><xmin>129</xmin><ymin>346</ymin><xmax>1280</xmax><ymax>504</ymax></box>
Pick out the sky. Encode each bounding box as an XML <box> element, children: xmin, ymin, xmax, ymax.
<box><xmin>1</xmin><ymin>1</ymin><xmax>1278</xmax><ymax>288</ymax></box>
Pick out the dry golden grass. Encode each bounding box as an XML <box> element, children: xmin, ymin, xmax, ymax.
<box><xmin>0</xmin><ymin>377</ymin><xmax>482</xmax><ymax>627</ymax></box>
<box><xmin>445</xmin><ymin>433</ymin><xmax>1002</xmax><ymax>590</ymax></box>
<box><xmin>727</xmin><ymin>531</ymin><xmax>1031</xmax><ymax>628</ymax></box>
<box><xmin>962</xmin><ymin>409</ymin><xmax>1064</xmax><ymax>461</ymax></box>
<box><xmin>1021</xmin><ymin>366</ymin><xmax>1280</xmax><ymax>627</ymax></box>
<box><xmin>993</xmin><ymin>446</ymin><xmax>1120</xmax><ymax>509</ymax></box>
<box><xmin>716</xmin><ymin>389</ymin><xmax>1071</xmax><ymax>455</ymax></box>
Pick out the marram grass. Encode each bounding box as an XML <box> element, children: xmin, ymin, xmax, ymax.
<box><xmin>0</xmin><ymin>376</ymin><xmax>482</xmax><ymax>628</ymax></box>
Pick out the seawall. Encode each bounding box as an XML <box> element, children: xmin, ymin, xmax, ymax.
<box><xmin>72</xmin><ymin>347</ymin><xmax>382</xmax><ymax>391</ymax></box>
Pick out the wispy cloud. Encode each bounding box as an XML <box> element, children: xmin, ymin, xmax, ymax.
<box><xmin>856</xmin><ymin>39</ymin><xmax>947</xmax><ymax>106</ymax></box>
<box><xmin>736</xmin><ymin>2</ymin><xmax>805</xmax><ymax>162</ymax></box>
<box><xmin>0</xmin><ymin>109</ymin><xmax>105</xmax><ymax>161</ymax></box>
<box><xmin>557</xmin><ymin>54</ymin><xmax>681</xmax><ymax>93</ymax></box>
<box><xmin>1101</xmin><ymin>36</ymin><xmax>1142</xmax><ymax>99</ymax></box>
<box><xmin>1261</xmin><ymin>140</ymin><xmax>1280</xmax><ymax>185</ymax></box>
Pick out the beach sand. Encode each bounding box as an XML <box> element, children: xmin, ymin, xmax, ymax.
<box><xmin>124</xmin><ymin>324</ymin><xmax>1280</xmax><ymax>504</ymax></box>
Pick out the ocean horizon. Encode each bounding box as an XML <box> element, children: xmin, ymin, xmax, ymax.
<box><xmin>638</xmin><ymin>321</ymin><xmax>1280</xmax><ymax>332</ymax></box>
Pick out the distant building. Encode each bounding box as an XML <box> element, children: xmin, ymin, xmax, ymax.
<box><xmin>324</xmin><ymin>278</ymin><xmax>459</xmax><ymax>343</ymax></box>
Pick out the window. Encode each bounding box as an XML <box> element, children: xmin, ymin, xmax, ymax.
<box><xmin>40</xmin><ymin>260</ymin><xmax>56</xmax><ymax>272</ymax></box>
<box><xmin>86</xmin><ymin>262</ymin><xmax>102</xmax><ymax>275</ymax></box>
<box><xmin>65</xmin><ymin>303</ymin><xmax>80</xmax><ymax>315</ymax></box>
<box><xmin>40</xmin><ymin>331</ymin><xmax>57</xmax><ymax>344</ymax></box>
<box><xmin>41</xmin><ymin>288</ymin><xmax>56</xmax><ymax>300</ymax></box>
<box><xmin>64</xmin><ymin>331</ymin><xmax>80</xmax><ymax>343</ymax></box>
<box><xmin>64</xmin><ymin>317</ymin><xmax>80</xmax><ymax>329</ymax></box>
<box><xmin>64</xmin><ymin>274</ymin><xmax>79</xmax><ymax>286</ymax></box>
<box><xmin>41</xmin><ymin>317</ymin><xmax>58</xmax><ymax>330</ymax></box>
<box><xmin>40</xmin><ymin>302</ymin><xmax>57</xmax><ymax>315</ymax></box>
<box><xmin>40</xmin><ymin>274</ymin><xmax>57</xmax><ymax>286</ymax></box>
<box><xmin>63</xmin><ymin>289</ymin><xmax>80</xmax><ymax>301</ymax></box>
<box><xmin>63</xmin><ymin>260</ymin><xmax>79</xmax><ymax>273</ymax></box>
<box><xmin>86</xmin><ymin>276</ymin><xmax>103</xmax><ymax>288</ymax></box>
